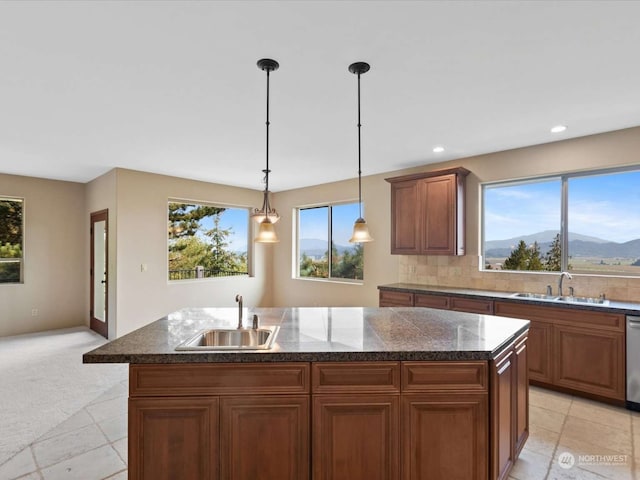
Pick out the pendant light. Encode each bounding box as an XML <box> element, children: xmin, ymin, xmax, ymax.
<box><xmin>253</xmin><ymin>58</ymin><xmax>280</xmax><ymax>243</ymax></box>
<box><xmin>348</xmin><ymin>61</ymin><xmax>374</xmax><ymax>243</ymax></box>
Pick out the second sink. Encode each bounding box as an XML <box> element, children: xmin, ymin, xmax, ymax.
<box><xmin>175</xmin><ymin>326</ymin><xmax>280</xmax><ymax>351</ymax></box>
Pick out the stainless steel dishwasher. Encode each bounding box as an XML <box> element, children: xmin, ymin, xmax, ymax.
<box><xmin>627</xmin><ymin>315</ymin><xmax>640</xmax><ymax>411</ymax></box>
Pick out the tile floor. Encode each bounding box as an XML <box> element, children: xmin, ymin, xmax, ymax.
<box><xmin>0</xmin><ymin>384</ymin><xmax>638</xmax><ymax>480</ymax></box>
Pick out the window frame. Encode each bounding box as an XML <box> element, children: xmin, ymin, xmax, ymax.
<box><xmin>167</xmin><ymin>198</ymin><xmax>252</xmax><ymax>282</ymax></box>
<box><xmin>481</xmin><ymin>165</ymin><xmax>640</xmax><ymax>277</ymax></box>
<box><xmin>0</xmin><ymin>196</ymin><xmax>24</xmax><ymax>285</ymax></box>
<box><xmin>295</xmin><ymin>201</ymin><xmax>364</xmax><ymax>284</ymax></box>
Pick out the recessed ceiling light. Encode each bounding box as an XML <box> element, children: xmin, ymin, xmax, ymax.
<box><xmin>550</xmin><ymin>125</ymin><xmax>567</xmax><ymax>133</ymax></box>
<box><xmin>433</xmin><ymin>146</ymin><xmax>445</xmax><ymax>153</ymax></box>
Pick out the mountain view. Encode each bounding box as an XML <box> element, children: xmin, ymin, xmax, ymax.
<box><xmin>300</xmin><ymin>239</ymin><xmax>357</xmax><ymax>259</ymax></box>
<box><xmin>484</xmin><ymin>230</ymin><xmax>640</xmax><ymax>274</ymax></box>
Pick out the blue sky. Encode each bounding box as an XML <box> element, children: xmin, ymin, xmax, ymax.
<box><xmin>484</xmin><ymin>170</ymin><xmax>640</xmax><ymax>243</ymax></box>
<box><xmin>299</xmin><ymin>203</ymin><xmax>360</xmax><ymax>246</ymax></box>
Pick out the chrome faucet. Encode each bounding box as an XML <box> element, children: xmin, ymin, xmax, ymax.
<box><xmin>558</xmin><ymin>272</ymin><xmax>572</xmax><ymax>296</ymax></box>
<box><xmin>235</xmin><ymin>294</ymin><xmax>243</xmax><ymax>329</ymax></box>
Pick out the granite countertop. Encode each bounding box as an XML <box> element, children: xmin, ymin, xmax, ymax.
<box><xmin>378</xmin><ymin>283</ymin><xmax>640</xmax><ymax>315</ymax></box>
<box><xmin>83</xmin><ymin>307</ymin><xmax>529</xmax><ymax>364</ymax></box>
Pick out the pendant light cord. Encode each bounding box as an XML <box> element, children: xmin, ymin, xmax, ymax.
<box><xmin>357</xmin><ymin>71</ymin><xmax>362</xmax><ymax>219</ymax></box>
<box><xmin>264</xmin><ymin>68</ymin><xmax>271</xmax><ymax>193</ymax></box>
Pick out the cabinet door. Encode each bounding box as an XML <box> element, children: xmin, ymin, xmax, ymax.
<box><xmin>491</xmin><ymin>350</ymin><xmax>514</xmax><ymax>480</ymax></box>
<box><xmin>414</xmin><ymin>293</ymin><xmax>450</xmax><ymax>309</ymax></box>
<box><xmin>419</xmin><ymin>174</ymin><xmax>456</xmax><ymax>255</ymax></box>
<box><xmin>390</xmin><ymin>180</ymin><xmax>421</xmax><ymax>254</ymax></box>
<box><xmin>526</xmin><ymin>321</ymin><xmax>553</xmax><ymax>384</ymax></box>
<box><xmin>313</xmin><ymin>394</ymin><xmax>400</xmax><ymax>480</ymax></box>
<box><xmin>450</xmin><ymin>297</ymin><xmax>494</xmax><ymax>314</ymax></box>
<box><xmin>129</xmin><ymin>397</ymin><xmax>219</xmax><ymax>480</ymax></box>
<box><xmin>402</xmin><ymin>393</ymin><xmax>487</xmax><ymax>480</ymax></box>
<box><xmin>220</xmin><ymin>396</ymin><xmax>309</xmax><ymax>480</ymax></box>
<box><xmin>379</xmin><ymin>290</ymin><xmax>415</xmax><ymax>307</ymax></box>
<box><xmin>554</xmin><ymin>325</ymin><xmax>625</xmax><ymax>400</ymax></box>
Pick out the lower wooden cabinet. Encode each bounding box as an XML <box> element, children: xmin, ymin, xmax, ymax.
<box><xmin>495</xmin><ymin>301</ymin><xmax>625</xmax><ymax>403</ymax></box>
<box><xmin>402</xmin><ymin>393</ymin><xmax>488</xmax><ymax>480</ymax></box>
<box><xmin>380</xmin><ymin>290</ymin><xmax>415</xmax><ymax>307</ymax></box>
<box><xmin>129</xmin><ymin>397</ymin><xmax>219</xmax><ymax>480</ymax></box>
<box><xmin>221</xmin><ymin>396</ymin><xmax>309</xmax><ymax>480</ymax></box>
<box><xmin>313</xmin><ymin>395</ymin><xmax>400</xmax><ymax>480</ymax></box>
<box><xmin>129</xmin><ymin>355</ymin><xmax>527</xmax><ymax>480</ymax></box>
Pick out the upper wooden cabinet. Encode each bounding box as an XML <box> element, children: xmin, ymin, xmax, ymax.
<box><xmin>386</xmin><ymin>167</ymin><xmax>470</xmax><ymax>255</ymax></box>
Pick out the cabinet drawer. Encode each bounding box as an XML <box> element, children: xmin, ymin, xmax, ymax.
<box><xmin>402</xmin><ymin>361</ymin><xmax>488</xmax><ymax>392</ymax></box>
<box><xmin>312</xmin><ymin>362</ymin><xmax>400</xmax><ymax>394</ymax></box>
<box><xmin>130</xmin><ymin>363</ymin><xmax>310</xmax><ymax>397</ymax></box>
<box><xmin>450</xmin><ymin>297</ymin><xmax>494</xmax><ymax>314</ymax></box>
<box><xmin>379</xmin><ymin>290</ymin><xmax>414</xmax><ymax>307</ymax></box>
<box><xmin>415</xmin><ymin>293</ymin><xmax>450</xmax><ymax>309</ymax></box>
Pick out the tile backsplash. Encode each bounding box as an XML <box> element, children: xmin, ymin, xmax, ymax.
<box><xmin>399</xmin><ymin>255</ymin><xmax>640</xmax><ymax>303</ymax></box>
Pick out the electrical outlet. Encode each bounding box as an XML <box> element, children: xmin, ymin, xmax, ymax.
<box><xmin>31</xmin><ymin>308</ymin><xmax>38</xmax><ymax>316</ymax></box>
<box><xmin>141</xmin><ymin>263</ymin><xmax>147</xmax><ymax>272</ymax></box>
<box><xmin>408</xmin><ymin>265</ymin><xmax>416</xmax><ymax>274</ymax></box>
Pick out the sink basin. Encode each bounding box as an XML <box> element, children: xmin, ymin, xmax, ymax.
<box><xmin>511</xmin><ymin>292</ymin><xmax>558</xmax><ymax>300</ymax></box>
<box><xmin>556</xmin><ymin>296</ymin><xmax>609</xmax><ymax>305</ymax></box>
<box><xmin>175</xmin><ymin>326</ymin><xmax>280</xmax><ymax>351</ymax></box>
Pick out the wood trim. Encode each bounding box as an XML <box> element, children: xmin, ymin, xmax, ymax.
<box><xmin>490</xmin><ymin>350</ymin><xmax>514</xmax><ymax>480</ymax></box>
<box><xmin>385</xmin><ymin>167</ymin><xmax>471</xmax><ymax>184</ymax></box>
<box><xmin>89</xmin><ymin>209</ymin><xmax>108</xmax><ymax>339</ymax></box>
<box><xmin>402</xmin><ymin>361</ymin><xmax>488</xmax><ymax>393</ymax></box>
<box><xmin>312</xmin><ymin>362</ymin><xmax>401</xmax><ymax>394</ymax></box>
<box><xmin>130</xmin><ymin>363</ymin><xmax>310</xmax><ymax>397</ymax></box>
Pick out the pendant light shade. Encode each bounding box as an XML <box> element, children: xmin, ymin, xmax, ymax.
<box><xmin>348</xmin><ymin>61</ymin><xmax>373</xmax><ymax>244</ymax></box>
<box><xmin>253</xmin><ymin>58</ymin><xmax>280</xmax><ymax>242</ymax></box>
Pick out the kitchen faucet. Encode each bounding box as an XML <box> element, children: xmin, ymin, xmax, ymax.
<box><xmin>235</xmin><ymin>294</ymin><xmax>243</xmax><ymax>329</ymax></box>
<box><xmin>558</xmin><ymin>272</ymin><xmax>572</xmax><ymax>296</ymax></box>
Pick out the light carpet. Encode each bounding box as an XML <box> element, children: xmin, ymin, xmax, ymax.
<box><xmin>0</xmin><ymin>327</ymin><xmax>127</xmax><ymax>465</ymax></box>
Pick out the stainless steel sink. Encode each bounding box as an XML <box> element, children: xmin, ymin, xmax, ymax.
<box><xmin>556</xmin><ymin>296</ymin><xmax>609</xmax><ymax>305</ymax></box>
<box><xmin>511</xmin><ymin>292</ymin><xmax>559</xmax><ymax>300</ymax></box>
<box><xmin>175</xmin><ymin>326</ymin><xmax>280</xmax><ymax>351</ymax></box>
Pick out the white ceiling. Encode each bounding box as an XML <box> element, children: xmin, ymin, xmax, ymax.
<box><xmin>2</xmin><ymin>1</ymin><xmax>640</xmax><ymax>192</ymax></box>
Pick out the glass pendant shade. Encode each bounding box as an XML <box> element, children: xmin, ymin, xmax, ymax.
<box><xmin>349</xmin><ymin>217</ymin><xmax>373</xmax><ymax>243</ymax></box>
<box><xmin>255</xmin><ymin>217</ymin><xmax>279</xmax><ymax>243</ymax></box>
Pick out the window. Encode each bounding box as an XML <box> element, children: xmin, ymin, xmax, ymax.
<box><xmin>297</xmin><ymin>202</ymin><xmax>364</xmax><ymax>281</ymax></box>
<box><xmin>0</xmin><ymin>197</ymin><xmax>23</xmax><ymax>284</ymax></box>
<box><xmin>168</xmin><ymin>201</ymin><xmax>249</xmax><ymax>281</ymax></box>
<box><xmin>482</xmin><ymin>167</ymin><xmax>640</xmax><ymax>276</ymax></box>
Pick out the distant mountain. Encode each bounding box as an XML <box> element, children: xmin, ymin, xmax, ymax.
<box><xmin>485</xmin><ymin>231</ymin><xmax>640</xmax><ymax>259</ymax></box>
<box><xmin>300</xmin><ymin>238</ymin><xmax>357</xmax><ymax>258</ymax></box>
<box><xmin>485</xmin><ymin>230</ymin><xmax>608</xmax><ymax>250</ymax></box>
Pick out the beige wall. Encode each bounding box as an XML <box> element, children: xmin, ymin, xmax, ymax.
<box><xmin>0</xmin><ymin>174</ymin><xmax>86</xmax><ymax>337</ymax></box>
<box><xmin>272</xmin><ymin>126</ymin><xmax>640</xmax><ymax>306</ymax></box>
<box><xmin>86</xmin><ymin>170</ymin><xmax>118</xmax><ymax>338</ymax></box>
<box><xmin>113</xmin><ymin>169</ymin><xmax>270</xmax><ymax>336</ymax></box>
<box><xmin>271</xmin><ymin>173</ymin><xmax>397</xmax><ymax>307</ymax></box>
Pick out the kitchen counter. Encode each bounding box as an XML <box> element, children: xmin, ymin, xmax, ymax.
<box><xmin>85</xmin><ymin>307</ymin><xmax>530</xmax><ymax>480</ymax></box>
<box><xmin>83</xmin><ymin>306</ymin><xmax>529</xmax><ymax>364</ymax></box>
<box><xmin>378</xmin><ymin>282</ymin><xmax>640</xmax><ymax>314</ymax></box>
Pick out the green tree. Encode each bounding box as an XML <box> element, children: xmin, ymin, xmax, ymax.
<box><xmin>205</xmin><ymin>215</ymin><xmax>246</xmax><ymax>274</ymax></box>
<box><xmin>168</xmin><ymin>203</ymin><xmax>225</xmax><ymax>238</ymax></box>
<box><xmin>0</xmin><ymin>199</ymin><xmax>22</xmax><ymax>249</ymax></box>
<box><xmin>168</xmin><ymin>235</ymin><xmax>210</xmax><ymax>271</ymax></box>
<box><xmin>544</xmin><ymin>233</ymin><xmax>562</xmax><ymax>271</ymax></box>
<box><xmin>503</xmin><ymin>240</ymin><xmax>544</xmax><ymax>271</ymax></box>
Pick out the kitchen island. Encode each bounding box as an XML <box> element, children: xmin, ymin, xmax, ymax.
<box><xmin>84</xmin><ymin>306</ymin><xmax>530</xmax><ymax>480</ymax></box>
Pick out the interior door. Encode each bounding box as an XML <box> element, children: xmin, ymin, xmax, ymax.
<box><xmin>90</xmin><ymin>210</ymin><xmax>108</xmax><ymax>338</ymax></box>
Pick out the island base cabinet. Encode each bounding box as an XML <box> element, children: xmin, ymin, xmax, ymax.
<box><xmin>401</xmin><ymin>394</ymin><xmax>488</xmax><ymax>480</ymax></box>
<box><xmin>128</xmin><ymin>397</ymin><xmax>219</xmax><ymax>480</ymax></box>
<box><xmin>313</xmin><ymin>395</ymin><xmax>400</xmax><ymax>480</ymax></box>
<box><xmin>221</xmin><ymin>396</ymin><xmax>309</xmax><ymax>480</ymax></box>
